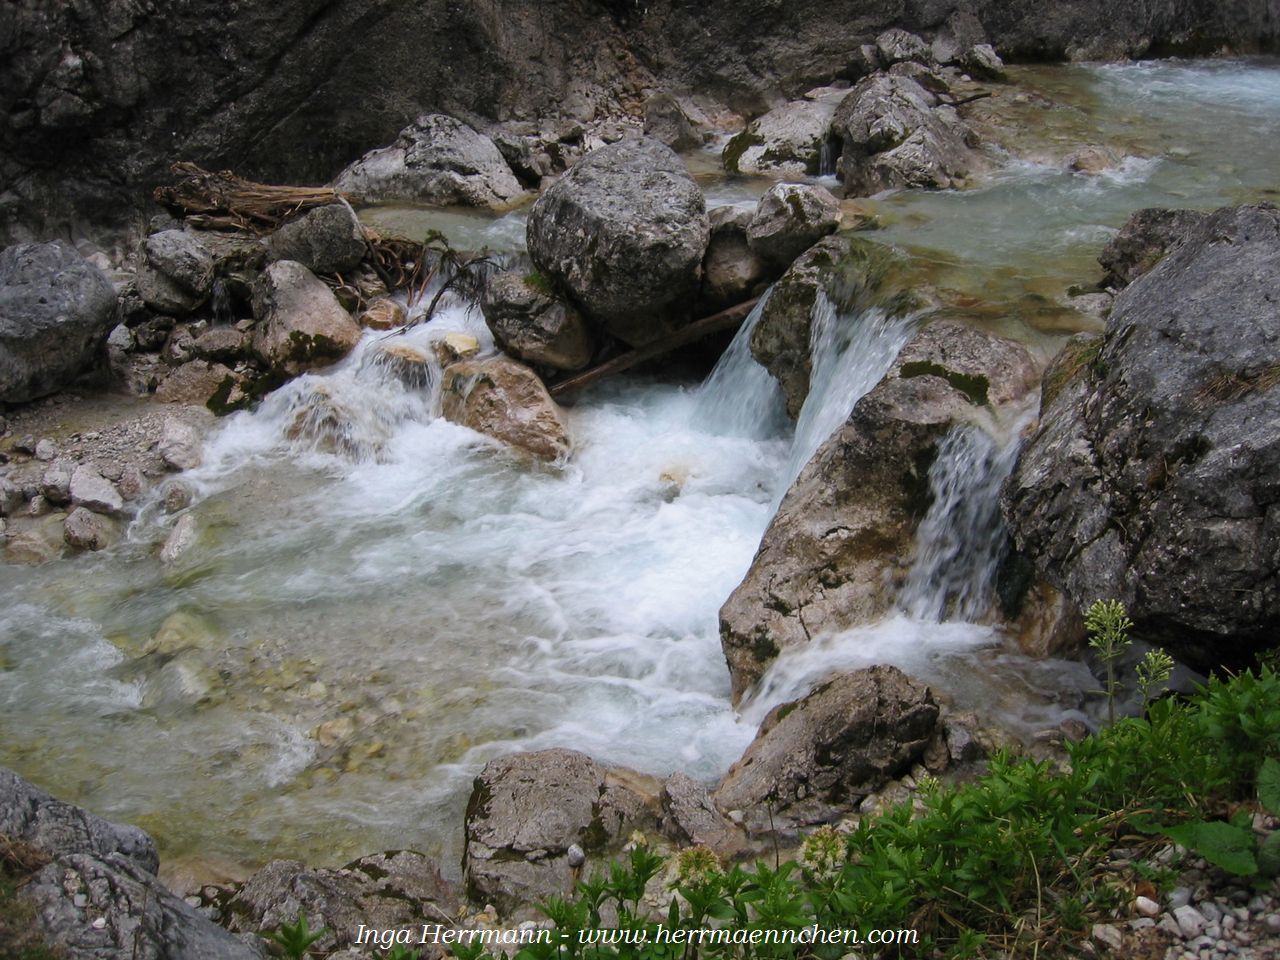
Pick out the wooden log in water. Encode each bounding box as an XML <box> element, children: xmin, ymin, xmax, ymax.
<box><xmin>548</xmin><ymin>296</ymin><xmax>761</xmax><ymax>398</ymax></box>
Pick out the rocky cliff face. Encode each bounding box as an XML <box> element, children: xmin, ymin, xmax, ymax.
<box><xmin>3</xmin><ymin>0</ymin><xmax>1277</xmax><ymax>241</ymax></box>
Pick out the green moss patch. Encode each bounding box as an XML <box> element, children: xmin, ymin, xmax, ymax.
<box><xmin>899</xmin><ymin>359</ymin><xmax>991</xmax><ymax>406</ymax></box>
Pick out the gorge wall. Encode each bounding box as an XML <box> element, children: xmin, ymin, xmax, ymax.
<box><xmin>2</xmin><ymin>0</ymin><xmax>1278</xmax><ymax>241</ymax></box>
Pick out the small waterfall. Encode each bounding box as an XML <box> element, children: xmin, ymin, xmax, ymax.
<box><xmin>818</xmin><ymin>139</ymin><xmax>838</xmax><ymax>177</ymax></box>
<box><xmin>899</xmin><ymin>408</ymin><xmax>1033</xmax><ymax>622</ymax></box>
<box><xmin>779</xmin><ymin>292</ymin><xmax>917</xmax><ymax>497</ymax></box>
<box><xmin>694</xmin><ymin>292</ymin><xmax>789</xmax><ymax>440</ymax></box>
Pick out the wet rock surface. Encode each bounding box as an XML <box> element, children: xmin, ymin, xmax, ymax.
<box><xmin>1005</xmin><ymin>203</ymin><xmax>1280</xmax><ymax>671</ymax></box>
<box><xmin>723</xmin><ymin>321</ymin><xmax>1038</xmax><ymax>701</ymax></box>
<box><xmin>746</xmin><ymin>182</ymin><xmax>842</xmax><ymax>269</ymax></box>
<box><xmin>700</xmin><ymin>206</ymin><xmax>769</xmax><ymax>312</ymax></box>
<box><xmin>723</xmin><ymin>98</ymin><xmax>838</xmax><ymax>177</ymax></box>
<box><xmin>526</xmin><ymin>136</ymin><xmax>709</xmax><ymax>347</ymax></box>
<box><xmin>441</xmin><ymin>355</ymin><xmax>572</xmax><ymax>461</ymax></box>
<box><xmin>250</xmin><ymin>260</ymin><xmax>362</xmax><ymax>376</ymax></box>
<box><xmin>1097</xmin><ymin>207</ymin><xmax>1208</xmax><ymax>288</ymax></box>
<box><xmin>481</xmin><ymin>272</ymin><xmax>594</xmax><ymax>371</ymax></box>
<box><xmin>0</xmin><ymin>242</ymin><xmax>117</xmax><ymax>404</ymax></box>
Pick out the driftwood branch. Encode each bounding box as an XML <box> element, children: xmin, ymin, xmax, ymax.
<box><xmin>549</xmin><ymin>296</ymin><xmax>760</xmax><ymax>398</ymax></box>
<box><xmin>154</xmin><ymin>162</ymin><xmax>344</xmax><ymax>231</ymax></box>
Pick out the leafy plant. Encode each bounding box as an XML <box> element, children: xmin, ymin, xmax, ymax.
<box><xmin>1135</xmin><ymin>648</ymin><xmax>1175</xmax><ymax>706</ymax></box>
<box><xmin>262</xmin><ymin>910</ymin><xmax>327</xmax><ymax>959</ymax></box>
<box><xmin>1085</xmin><ymin>599</ymin><xmax>1133</xmax><ymax>724</ymax></box>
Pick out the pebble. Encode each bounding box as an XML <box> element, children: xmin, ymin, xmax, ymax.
<box><xmin>1174</xmin><ymin>904</ymin><xmax>1207</xmax><ymax>939</ymax></box>
<box><xmin>73</xmin><ymin>893</ymin><xmax>88</xmax><ymax>908</ymax></box>
<box><xmin>34</xmin><ymin>438</ymin><xmax>57</xmax><ymax>461</ymax></box>
<box><xmin>1135</xmin><ymin>895</ymin><xmax>1160</xmax><ymax>917</ymax></box>
<box><xmin>1092</xmin><ymin>923</ymin><xmax>1123</xmax><ymax>950</ymax></box>
<box><xmin>1266</xmin><ymin>914</ymin><xmax>1280</xmax><ymax>934</ymax></box>
<box><xmin>566</xmin><ymin>843</ymin><xmax>585</xmax><ymax>868</ymax></box>
<box><xmin>1170</xmin><ymin>887</ymin><xmax>1194</xmax><ymax>909</ymax></box>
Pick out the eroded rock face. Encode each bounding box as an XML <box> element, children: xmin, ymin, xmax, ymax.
<box><xmin>746</xmin><ymin>182</ymin><xmax>842</xmax><ymax>268</ymax></box>
<box><xmin>462</xmin><ymin>748</ymin><xmax>655</xmax><ymax>915</ymax></box>
<box><xmin>223</xmin><ymin>853</ymin><xmax>458</xmax><ymax>956</ymax></box>
<box><xmin>714</xmin><ymin>666</ymin><xmax>940</xmax><ymax>830</ymax></box>
<box><xmin>481</xmin><ymin>272</ymin><xmax>594</xmax><ymax>371</ymax></box>
<box><xmin>1004</xmin><ymin>204</ymin><xmax>1280</xmax><ymax>671</ymax></box>
<box><xmin>440</xmin><ymin>356</ymin><xmax>572</xmax><ymax>461</ymax></box>
<box><xmin>831</xmin><ymin>73</ymin><xmax>978</xmax><ymax>194</ymax></box>
<box><xmin>0</xmin><ymin>242</ymin><xmax>117</xmax><ymax>403</ymax></box>
<box><xmin>1097</xmin><ymin>207</ymin><xmax>1207</xmax><ymax>288</ymax></box>
<box><xmin>266</xmin><ymin>203</ymin><xmax>366</xmax><ymax>275</ymax></box>
<box><xmin>334</xmin><ymin>114</ymin><xmax>523</xmax><ymax>209</ymax></box>
<box><xmin>723</xmin><ymin>99</ymin><xmax>837</xmax><ymax>177</ymax></box>
<box><xmin>251</xmin><ymin>260</ymin><xmax>362</xmax><ymax>376</ymax></box>
<box><xmin>526</xmin><ymin>136</ymin><xmax>709</xmax><ymax>346</ymax></box>
<box><xmin>722</xmin><ymin>321</ymin><xmax>1038</xmax><ymax>701</ymax></box>
<box><xmin>700</xmin><ymin>206</ymin><xmax>768</xmax><ymax>312</ymax></box>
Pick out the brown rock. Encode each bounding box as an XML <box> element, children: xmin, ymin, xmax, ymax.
<box><xmin>441</xmin><ymin>356</ymin><xmax>571</xmax><ymax>462</ymax></box>
<box><xmin>358</xmin><ymin>298</ymin><xmax>407</xmax><ymax>331</ymax></box>
<box><xmin>251</xmin><ymin>260</ymin><xmax>362</xmax><ymax>376</ymax></box>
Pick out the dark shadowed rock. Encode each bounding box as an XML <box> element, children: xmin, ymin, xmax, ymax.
<box><xmin>463</xmin><ymin>748</ymin><xmax>656</xmax><ymax>915</ymax></box>
<box><xmin>63</xmin><ymin>506</ymin><xmax>120</xmax><ymax>550</ymax></box>
<box><xmin>659</xmin><ymin>772</ymin><xmax>745</xmax><ymax>858</ymax></box>
<box><xmin>251</xmin><ymin>260</ymin><xmax>362</xmax><ymax>376</ymax></box>
<box><xmin>266</xmin><ymin>203</ymin><xmax>366</xmax><ymax>275</ymax></box>
<box><xmin>723</xmin><ymin>321</ymin><xmax>1038</xmax><ymax>701</ymax></box>
<box><xmin>0</xmin><ymin>242</ymin><xmax>117</xmax><ymax>403</ymax></box>
<box><xmin>1097</xmin><ymin>207</ymin><xmax>1207</xmax><ymax>288</ymax></box>
<box><xmin>746</xmin><ymin>182</ymin><xmax>842</xmax><ymax>268</ymax></box>
<box><xmin>700</xmin><ymin>206</ymin><xmax>769</xmax><ymax>312</ymax></box>
<box><xmin>722</xmin><ymin>99</ymin><xmax>837</xmax><ymax>177</ymax></box>
<box><xmin>1004</xmin><ymin>204</ymin><xmax>1280</xmax><ymax>672</ymax></box>
<box><xmin>713</xmin><ymin>666</ymin><xmax>940</xmax><ymax>829</ymax></box>
<box><xmin>876</xmin><ymin>28</ymin><xmax>931</xmax><ymax>64</ymax></box>
<box><xmin>223</xmin><ymin>853</ymin><xmax>458</xmax><ymax>955</ymax></box>
<box><xmin>526</xmin><ymin>137</ymin><xmax>709</xmax><ymax>347</ymax></box>
<box><xmin>831</xmin><ymin>73</ymin><xmax>979</xmax><ymax>195</ymax></box>
<box><xmin>481</xmin><ymin>272</ymin><xmax>594</xmax><ymax>371</ymax></box>
<box><xmin>643</xmin><ymin>92</ymin><xmax>701</xmax><ymax>152</ymax></box>
<box><xmin>441</xmin><ymin>356</ymin><xmax>572</xmax><ymax>461</ymax></box>
<box><xmin>136</xmin><ymin>230</ymin><xmax>215</xmax><ymax>316</ymax></box>
<box><xmin>333</xmin><ymin>114</ymin><xmax>523</xmax><ymax>209</ymax></box>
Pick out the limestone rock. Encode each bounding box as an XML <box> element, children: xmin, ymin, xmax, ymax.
<box><xmin>526</xmin><ymin>136</ymin><xmax>709</xmax><ymax>346</ymax></box>
<box><xmin>160</xmin><ymin>513</ymin><xmax>198</xmax><ymax>565</ymax></box>
<box><xmin>746</xmin><ymin>182</ymin><xmax>842</xmax><ymax>268</ymax></box>
<box><xmin>64</xmin><ymin>506</ymin><xmax>120</xmax><ymax>550</ymax></box>
<box><xmin>463</xmin><ymin>748</ymin><xmax>655</xmax><ymax>914</ymax></box>
<box><xmin>723</xmin><ymin>99</ymin><xmax>837</xmax><ymax>177</ymax></box>
<box><xmin>223</xmin><ymin>853</ymin><xmax>457</xmax><ymax>956</ymax></box>
<box><xmin>357</xmin><ymin>298</ymin><xmax>407</xmax><ymax>330</ymax></box>
<box><xmin>266</xmin><ymin>203</ymin><xmax>366</xmax><ymax>275</ymax></box>
<box><xmin>136</xmin><ymin>230</ymin><xmax>214</xmax><ymax>316</ymax></box>
<box><xmin>251</xmin><ymin>260</ymin><xmax>362</xmax><ymax>376</ymax></box>
<box><xmin>40</xmin><ymin>459</ymin><xmax>74</xmax><ymax>504</ymax></box>
<box><xmin>1004</xmin><ymin>204</ymin><xmax>1280</xmax><ymax>671</ymax></box>
<box><xmin>0</xmin><ymin>241</ymin><xmax>117</xmax><ymax>403</ymax></box>
<box><xmin>723</xmin><ymin>321</ymin><xmax>1038</xmax><ymax>700</ymax></box>
<box><xmin>643</xmin><ymin>92</ymin><xmax>701</xmax><ymax>152</ymax></box>
<box><xmin>3</xmin><ymin>513</ymin><xmax>67</xmax><ymax>564</ymax></box>
<box><xmin>701</xmin><ymin>206</ymin><xmax>769</xmax><ymax>312</ymax></box>
<box><xmin>70</xmin><ymin>464</ymin><xmax>123</xmax><ymax>516</ymax></box>
<box><xmin>441</xmin><ymin>356</ymin><xmax>571</xmax><ymax>461</ymax></box>
<box><xmin>480</xmin><ymin>272</ymin><xmax>594</xmax><ymax>371</ymax></box>
<box><xmin>659</xmin><ymin>772</ymin><xmax>745</xmax><ymax>858</ymax></box>
<box><xmin>714</xmin><ymin>666</ymin><xmax>940</xmax><ymax>829</ymax></box>
<box><xmin>1098</xmin><ymin>207</ymin><xmax>1207</xmax><ymax>288</ymax></box>
<box><xmin>190</xmin><ymin>326</ymin><xmax>250</xmax><ymax>363</ymax></box>
<box><xmin>831</xmin><ymin>73</ymin><xmax>978</xmax><ymax>195</ymax></box>
<box><xmin>876</xmin><ymin>28</ymin><xmax>931</xmax><ymax>65</ymax></box>
<box><xmin>155</xmin><ymin>360</ymin><xmax>244</xmax><ymax>412</ymax></box>
<box><xmin>159</xmin><ymin>418</ymin><xmax>204</xmax><ymax>471</ymax></box>
<box><xmin>334</xmin><ymin>114</ymin><xmax>524</xmax><ymax>209</ymax></box>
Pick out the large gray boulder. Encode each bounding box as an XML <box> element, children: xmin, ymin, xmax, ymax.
<box><xmin>480</xmin><ymin>271</ymin><xmax>594</xmax><ymax>371</ymax></box>
<box><xmin>714</xmin><ymin>666</ymin><xmax>940</xmax><ymax>830</ymax></box>
<box><xmin>722</xmin><ymin>321</ymin><xmax>1038</xmax><ymax>702</ymax></box>
<box><xmin>136</xmin><ymin>230</ymin><xmax>215</xmax><ymax>316</ymax></box>
<box><xmin>722</xmin><ymin>99</ymin><xmax>837</xmax><ymax>177</ymax></box>
<box><xmin>0</xmin><ymin>767</ymin><xmax>261</xmax><ymax>960</ymax></box>
<box><xmin>250</xmin><ymin>260</ymin><xmax>362</xmax><ymax>376</ymax></box>
<box><xmin>265</xmin><ymin>203</ymin><xmax>366</xmax><ymax>275</ymax></box>
<box><xmin>1004</xmin><ymin>204</ymin><xmax>1280</xmax><ymax>672</ymax></box>
<box><xmin>831</xmin><ymin>73</ymin><xmax>978</xmax><ymax>195</ymax></box>
<box><xmin>333</xmin><ymin>114</ymin><xmax>524</xmax><ymax>209</ymax></box>
<box><xmin>1097</xmin><ymin>207</ymin><xmax>1207</xmax><ymax>288</ymax></box>
<box><xmin>746</xmin><ymin>182</ymin><xmax>842</xmax><ymax>268</ymax></box>
<box><xmin>462</xmin><ymin>748</ymin><xmax>655</xmax><ymax>915</ymax></box>
<box><xmin>526</xmin><ymin>136</ymin><xmax>709</xmax><ymax>346</ymax></box>
<box><xmin>0</xmin><ymin>241</ymin><xmax>117</xmax><ymax>403</ymax></box>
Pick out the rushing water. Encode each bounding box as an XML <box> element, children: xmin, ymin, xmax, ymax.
<box><xmin>2</xmin><ymin>57</ymin><xmax>1279</xmax><ymax>880</ymax></box>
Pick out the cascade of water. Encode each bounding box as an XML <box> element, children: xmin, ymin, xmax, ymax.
<box><xmin>693</xmin><ymin>292</ymin><xmax>789</xmax><ymax>440</ymax></box>
<box><xmin>819</xmin><ymin>140</ymin><xmax>837</xmax><ymax>177</ymax></box>
<box><xmin>778</xmin><ymin>292</ymin><xmax>917</xmax><ymax>500</ymax></box>
<box><xmin>899</xmin><ymin>407</ymin><xmax>1034</xmax><ymax>622</ymax></box>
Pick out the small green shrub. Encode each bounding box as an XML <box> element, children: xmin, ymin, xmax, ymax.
<box><xmin>262</xmin><ymin>910</ymin><xmax>327</xmax><ymax>959</ymax></box>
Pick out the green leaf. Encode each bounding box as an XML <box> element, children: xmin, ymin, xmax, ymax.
<box><xmin>1259</xmin><ymin>757</ymin><xmax>1280</xmax><ymax>814</ymax></box>
<box><xmin>1258</xmin><ymin>831</ymin><xmax>1280</xmax><ymax>878</ymax></box>
<box><xmin>1162</xmin><ymin>820</ymin><xmax>1258</xmax><ymax>876</ymax></box>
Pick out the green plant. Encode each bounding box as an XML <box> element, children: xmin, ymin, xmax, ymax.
<box><xmin>262</xmin><ymin>910</ymin><xmax>327</xmax><ymax>959</ymax></box>
<box><xmin>1085</xmin><ymin>599</ymin><xmax>1134</xmax><ymax>724</ymax></box>
<box><xmin>1135</xmin><ymin>648</ymin><xmax>1175</xmax><ymax>706</ymax></box>
<box><xmin>383</xmin><ymin>946</ymin><xmax>423</xmax><ymax>960</ymax></box>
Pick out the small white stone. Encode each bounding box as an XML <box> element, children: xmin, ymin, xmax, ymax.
<box><xmin>1265</xmin><ymin>913</ymin><xmax>1280</xmax><ymax>934</ymax></box>
<box><xmin>73</xmin><ymin>893</ymin><xmax>88</xmax><ymax>908</ymax></box>
<box><xmin>91</xmin><ymin>917</ymin><xmax>106</xmax><ymax>930</ymax></box>
<box><xmin>1092</xmin><ymin>923</ymin><xmax>1123</xmax><ymax>950</ymax></box>
<box><xmin>1170</xmin><ymin>887</ymin><xmax>1194</xmax><ymax>909</ymax></box>
<box><xmin>1135</xmin><ymin>895</ymin><xmax>1160</xmax><ymax>917</ymax></box>
<box><xmin>566</xmin><ymin>843</ymin><xmax>585</xmax><ymax>867</ymax></box>
<box><xmin>1174</xmin><ymin>904</ymin><xmax>1207</xmax><ymax>939</ymax></box>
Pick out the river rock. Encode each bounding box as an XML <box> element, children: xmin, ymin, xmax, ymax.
<box><xmin>722</xmin><ymin>321</ymin><xmax>1038</xmax><ymax>701</ymax></box>
<box><xmin>333</xmin><ymin>114</ymin><xmax>523</xmax><ymax>209</ymax></box>
<box><xmin>1098</xmin><ymin>207</ymin><xmax>1207</xmax><ymax>288</ymax></box>
<box><xmin>440</xmin><ymin>356</ymin><xmax>571</xmax><ymax>461</ymax></box>
<box><xmin>659</xmin><ymin>772</ymin><xmax>745</xmax><ymax>858</ymax></box>
<box><xmin>222</xmin><ymin>852</ymin><xmax>457</xmax><ymax>955</ymax></box>
<box><xmin>0</xmin><ymin>242</ymin><xmax>117</xmax><ymax>403</ymax></box>
<box><xmin>251</xmin><ymin>260</ymin><xmax>362</xmax><ymax>376</ymax></box>
<box><xmin>701</xmin><ymin>206</ymin><xmax>769</xmax><ymax>312</ymax></box>
<box><xmin>266</xmin><ymin>203</ymin><xmax>366</xmax><ymax>275</ymax></box>
<box><xmin>3</xmin><ymin>513</ymin><xmax>67</xmax><ymax>564</ymax></box>
<box><xmin>831</xmin><ymin>73</ymin><xmax>978</xmax><ymax>195</ymax></box>
<box><xmin>723</xmin><ymin>99</ymin><xmax>837</xmax><ymax>177</ymax></box>
<box><xmin>158</xmin><ymin>418</ymin><xmax>204</xmax><ymax>471</ymax></box>
<box><xmin>160</xmin><ymin>513</ymin><xmax>199</xmax><ymax>565</ymax></box>
<box><xmin>1004</xmin><ymin>204</ymin><xmax>1280</xmax><ymax>672</ymax></box>
<box><xmin>136</xmin><ymin>230</ymin><xmax>215</xmax><ymax>316</ymax></box>
<box><xmin>714</xmin><ymin>666</ymin><xmax>940</xmax><ymax>829</ymax></box>
<box><xmin>746</xmin><ymin>182</ymin><xmax>842</xmax><ymax>268</ymax></box>
<box><xmin>643</xmin><ymin>92</ymin><xmax>701</xmax><ymax>152</ymax></box>
<box><xmin>750</xmin><ymin>235</ymin><xmax>910</xmax><ymax>418</ymax></box>
<box><xmin>155</xmin><ymin>360</ymin><xmax>245</xmax><ymax>411</ymax></box>
<box><xmin>64</xmin><ymin>506</ymin><xmax>120</xmax><ymax>551</ymax></box>
<box><xmin>40</xmin><ymin>459</ymin><xmax>74</xmax><ymax>504</ymax></box>
<box><xmin>481</xmin><ymin>272</ymin><xmax>594</xmax><ymax>371</ymax></box>
<box><xmin>526</xmin><ymin>136</ymin><xmax>709</xmax><ymax>346</ymax></box>
<box><xmin>191</xmin><ymin>326</ymin><xmax>250</xmax><ymax>363</ymax></box>
<box><xmin>70</xmin><ymin>464</ymin><xmax>123</xmax><ymax>516</ymax></box>
<box><xmin>357</xmin><ymin>298</ymin><xmax>407</xmax><ymax>331</ymax></box>
<box><xmin>876</xmin><ymin>28</ymin><xmax>931</xmax><ymax>65</ymax></box>
<box><xmin>463</xmin><ymin>748</ymin><xmax>655</xmax><ymax>915</ymax></box>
